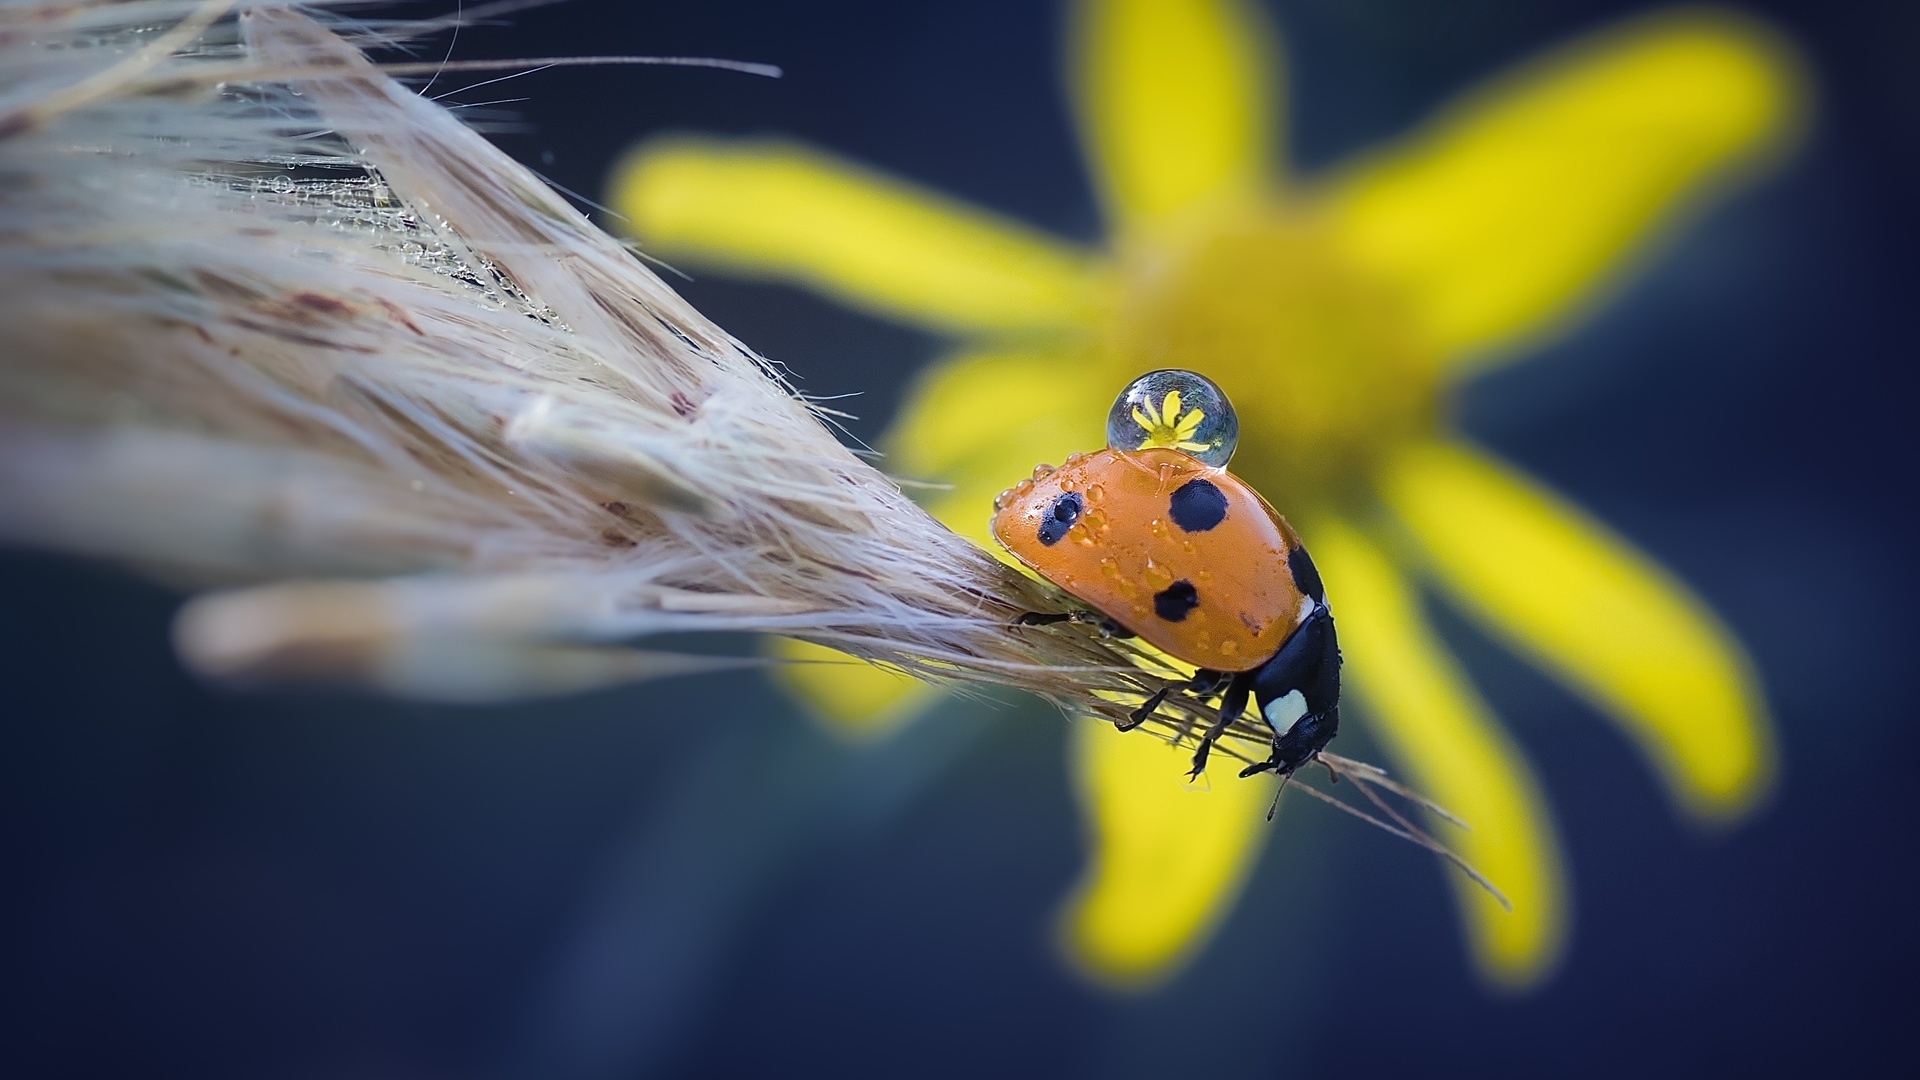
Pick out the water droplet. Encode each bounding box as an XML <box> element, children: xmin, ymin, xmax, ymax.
<box><xmin>1032</xmin><ymin>463</ymin><xmax>1055</xmax><ymax>480</ymax></box>
<box><xmin>1144</xmin><ymin>561</ymin><xmax>1173</xmax><ymax>589</ymax></box>
<box><xmin>1086</xmin><ymin>484</ymin><xmax>1105</xmax><ymax>503</ymax></box>
<box><xmin>1104</xmin><ymin>369</ymin><xmax>1239</xmax><ymax>467</ymax></box>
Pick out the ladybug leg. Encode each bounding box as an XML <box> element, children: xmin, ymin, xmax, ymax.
<box><xmin>1118</xmin><ymin>690</ymin><xmax>1164</xmax><ymax>730</ymax></box>
<box><xmin>1164</xmin><ymin>669</ymin><xmax>1232</xmax><ymax>741</ymax></box>
<box><xmin>1120</xmin><ymin>687</ymin><xmax>1169</xmax><ymax>730</ymax></box>
<box><xmin>1012</xmin><ymin>610</ymin><xmax>1135</xmax><ymax>639</ymax></box>
<box><xmin>1011</xmin><ymin>610</ymin><xmax>1077</xmax><ymax>627</ymax></box>
<box><xmin>1186</xmin><ymin>668</ymin><xmax>1231</xmax><ymax>697</ymax></box>
<box><xmin>1187</xmin><ymin>672</ymin><xmax>1253</xmax><ymax>779</ymax></box>
<box><xmin>1120</xmin><ymin>667</ymin><xmax>1226</xmax><ymax>730</ymax></box>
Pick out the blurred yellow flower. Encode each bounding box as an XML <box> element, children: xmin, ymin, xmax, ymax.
<box><xmin>610</xmin><ymin>0</ymin><xmax>1799</xmax><ymax>988</ymax></box>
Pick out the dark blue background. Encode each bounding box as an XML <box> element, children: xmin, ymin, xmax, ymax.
<box><xmin>5</xmin><ymin>1</ymin><xmax>1917</xmax><ymax>1076</ymax></box>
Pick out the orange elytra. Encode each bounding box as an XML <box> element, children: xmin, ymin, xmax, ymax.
<box><xmin>992</xmin><ymin>447</ymin><xmax>1311</xmax><ymax>673</ymax></box>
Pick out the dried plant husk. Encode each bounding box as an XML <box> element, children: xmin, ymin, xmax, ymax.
<box><xmin>0</xmin><ymin>0</ymin><xmax>1236</xmax><ymax>740</ymax></box>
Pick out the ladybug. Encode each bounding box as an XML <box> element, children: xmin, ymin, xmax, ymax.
<box><xmin>991</xmin><ymin>370</ymin><xmax>1340</xmax><ymax>781</ymax></box>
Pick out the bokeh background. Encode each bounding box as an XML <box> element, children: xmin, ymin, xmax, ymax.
<box><xmin>5</xmin><ymin>0</ymin><xmax>1917</xmax><ymax>1076</ymax></box>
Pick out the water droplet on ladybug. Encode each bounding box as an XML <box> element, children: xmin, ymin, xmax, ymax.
<box><xmin>1105</xmin><ymin>368</ymin><xmax>1239</xmax><ymax>468</ymax></box>
<box><xmin>1086</xmin><ymin>484</ymin><xmax>1105</xmax><ymax>503</ymax></box>
<box><xmin>1032</xmin><ymin>463</ymin><xmax>1055</xmax><ymax>480</ymax></box>
<box><xmin>1143</xmin><ymin>561</ymin><xmax>1173</xmax><ymax>589</ymax></box>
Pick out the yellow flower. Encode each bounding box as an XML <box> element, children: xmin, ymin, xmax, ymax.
<box><xmin>1132</xmin><ymin>389</ymin><xmax>1210</xmax><ymax>453</ymax></box>
<box><xmin>609</xmin><ymin>0</ymin><xmax>1799</xmax><ymax>988</ymax></box>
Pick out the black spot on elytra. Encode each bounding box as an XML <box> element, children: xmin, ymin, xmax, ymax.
<box><xmin>1037</xmin><ymin>491</ymin><xmax>1083</xmax><ymax>546</ymax></box>
<box><xmin>1153</xmin><ymin>580</ymin><xmax>1199</xmax><ymax>621</ymax></box>
<box><xmin>1289</xmin><ymin>545</ymin><xmax>1324</xmax><ymax>603</ymax></box>
<box><xmin>1168</xmin><ymin>478</ymin><xmax>1228</xmax><ymax>532</ymax></box>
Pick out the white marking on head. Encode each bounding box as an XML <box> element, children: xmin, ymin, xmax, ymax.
<box><xmin>1263</xmin><ymin>689</ymin><xmax>1308</xmax><ymax>733</ymax></box>
<box><xmin>1297</xmin><ymin>594</ymin><xmax>1317</xmax><ymax>625</ymax></box>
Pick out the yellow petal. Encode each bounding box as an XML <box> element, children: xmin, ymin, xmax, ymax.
<box><xmin>767</xmin><ymin>637</ymin><xmax>935</xmax><ymax>742</ymax></box>
<box><xmin>1059</xmin><ymin>719</ymin><xmax>1273</xmax><ymax>988</ymax></box>
<box><xmin>893</xmin><ymin>345</ymin><xmax>1108</xmax><ymax>474</ymax></box>
<box><xmin>1324</xmin><ymin>10</ymin><xmax>1803</xmax><ymax>369</ymax></box>
<box><xmin>1070</xmin><ymin>0</ymin><xmax>1279</xmax><ymax>231</ymax></box>
<box><xmin>1383</xmin><ymin>441</ymin><xmax>1773</xmax><ymax>821</ymax></box>
<box><xmin>1312</xmin><ymin>516</ymin><xmax>1565</xmax><ymax>986</ymax></box>
<box><xmin>609</xmin><ymin>138</ymin><xmax>1100</xmax><ymax>333</ymax></box>
<box><xmin>889</xmin><ymin>345</ymin><xmax>1111</xmax><ymax>548</ymax></box>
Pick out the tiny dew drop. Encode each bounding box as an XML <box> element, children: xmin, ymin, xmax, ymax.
<box><xmin>1105</xmin><ymin>369</ymin><xmax>1239</xmax><ymax>467</ymax></box>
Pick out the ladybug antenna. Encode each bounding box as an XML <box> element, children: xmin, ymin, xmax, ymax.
<box><xmin>1266</xmin><ymin>770</ymin><xmax>1291</xmax><ymax>821</ymax></box>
